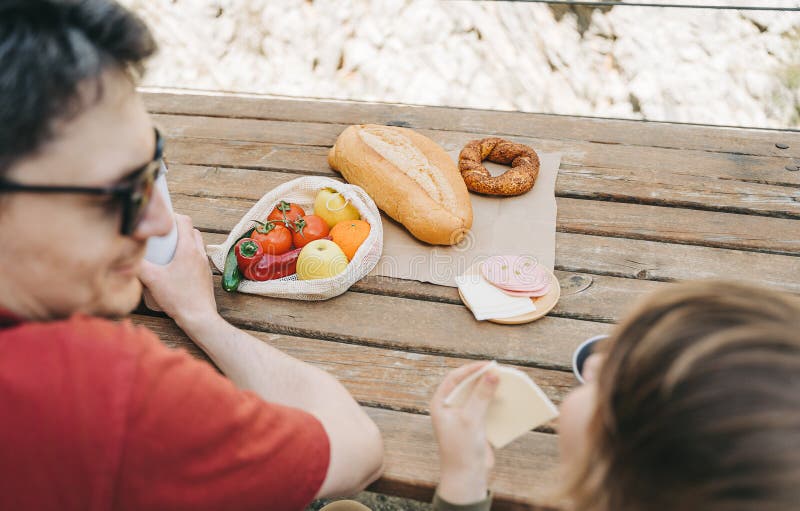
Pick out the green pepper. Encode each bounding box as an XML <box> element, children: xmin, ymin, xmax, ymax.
<box><xmin>221</xmin><ymin>229</ymin><xmax>253</xmax><ymax>292</ymax></box>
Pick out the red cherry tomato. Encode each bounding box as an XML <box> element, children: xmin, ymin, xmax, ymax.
<box><xmin>252</xmin><ymin>222</ymin><xmax>293</xmax><ymax>255</ymax></box>
<box><xmin>267</xmin><ymin>201</ymin><xmax>306</xmax><ymax>227</ymax></box>
<box><xmin>292</xmin><ymin>215</ymin><xmax>330</xmax><ymax>248</ymax></box>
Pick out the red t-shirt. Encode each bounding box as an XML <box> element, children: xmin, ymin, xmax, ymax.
<box><xmin>0</xmin><ymin>312</ymin><xmax>330</xmax><ymax>511</ymax></box>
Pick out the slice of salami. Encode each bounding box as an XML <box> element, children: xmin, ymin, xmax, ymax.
<box><xmin>500</xmin><ymin>282</ymin><xmax>551</xmax><ymax>298</ymax></box>
<box><xmin>494</xmin><ymin>273</ymin><xmax>550</xmax><ymax>292</ymax></box>
<box><xmin>497</xmin><ymin>280</ymin><xmax>549</xmax><ymax>293</ymax></box>
<box><xmin>481</xmin><ymin>255</ymin><xmax>545</xmax><ymax>289</ymax></box>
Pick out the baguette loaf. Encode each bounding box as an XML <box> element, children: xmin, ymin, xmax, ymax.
<box><xmin>328</xmin><ymin>125</ymin><xmax>473</xmax><ymax>245</ymax></box>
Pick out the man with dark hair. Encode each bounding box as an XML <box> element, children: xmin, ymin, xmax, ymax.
<box><xmin>0</xmin><ymin>1</ymin><xmax>383</xmax><ymax>509</ymax></box>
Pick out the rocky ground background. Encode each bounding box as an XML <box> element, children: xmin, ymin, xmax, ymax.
<box><xmin>123</xmin><ymin>0</ymin><xmax>800</xmax><ymax>128</ymax></box>
<box><xmin>120</xmin><ymin>0</ymin><xmax>799</xmax><ymax>509</ymax></box>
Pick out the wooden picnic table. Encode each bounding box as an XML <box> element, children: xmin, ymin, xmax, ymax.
<box><xmin>133</xmin><ymin>89</ymin><xmax>800</xmax><ymax>510</ymax></box>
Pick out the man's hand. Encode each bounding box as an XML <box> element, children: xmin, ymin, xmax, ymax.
<box><xmin>430</xmin><ymin>362</ymin><xmax>499</xmax><ymax>505</ymax></box>
<box><xmin>139</xmin><ymin>214</ymin><xmax>219</xmax><ymax>330</ymax></box>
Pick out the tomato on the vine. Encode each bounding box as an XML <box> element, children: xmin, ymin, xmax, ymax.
<box><xmin>292</xmin><ymin>215</ymin><xmax>330</xmax><ymax>248</ymax></box>
<box><xmin>252</xmin><ymin>221</ymin><xmax>293</xmax><ymax>255</ymax></box>
<box><xmin>268</xmin><ymin>201</ymin><xmax>306</xmax><ymax>227</ymax></box>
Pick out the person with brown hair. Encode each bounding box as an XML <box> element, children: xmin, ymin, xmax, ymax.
<box><xmin>558</xmin><ymin>280</ymin><xmax>800</xmax><ymax>511</ymax></box>
<box><xmin>325</xmin><ymin>281</ymin><xmax>800</xmax><ymax>510</ymax></box>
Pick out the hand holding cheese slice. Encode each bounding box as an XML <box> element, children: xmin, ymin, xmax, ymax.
<box><xmin>445</xmin><ymin>361</ymin><xmax>559</xmax><ymax>449</ymax></box>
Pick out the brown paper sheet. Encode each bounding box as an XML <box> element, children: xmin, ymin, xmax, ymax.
<box><xmin>369</xmin><ymin>150</ymin><xmax>561</xmax><ymax>287</ymax></box>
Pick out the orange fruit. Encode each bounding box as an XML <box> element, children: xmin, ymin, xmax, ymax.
<box><xmin>330</xmin><ymin>220</ymin><xmax>371</xmax><ymax>261</ymax></box>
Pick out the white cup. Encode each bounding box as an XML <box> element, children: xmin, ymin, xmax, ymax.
<box><xmin>142</xmin><ymin>162</ymin><xmax>177</xmax><ymax>310</ymax></box>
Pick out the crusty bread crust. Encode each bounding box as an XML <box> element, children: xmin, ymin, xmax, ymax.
<box><xmin>328</xmin><ymin>125</ymin><xmax>473</xmax><ymax>245</ymax></box>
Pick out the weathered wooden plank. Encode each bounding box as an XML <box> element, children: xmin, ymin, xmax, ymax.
<box><xmin>131</xmin><ymin>314</ymin><xmax>576</xmax><ymax>414</ymax></box>
<box><xmin>200</xmin><ymin>274</ymin><xmax>606</xmax><ymax>371</ymax></box>
<box><xmin>554</xmin><ymin>166</ymin><xmax>800</xmax><ymax>219</ymax></box>
<box><xmin>557</xmin><ymin>198</ymin><xmax>800</xmax><ymax>255</ymax></box>
<box><xmin>166</xmin><ymin>163</ymin><xmax>300</xmax><ymax>198</ymax></box>
<box><xmin>366</xmin><ymin>406</ymin><xmax>560</xmax><ymax>510</ymax></box>
<box><xmin>200</xmin><ymin>230</ymin><xmax>661</xmax><ymax>324</ymax></box>
<box><xmin>166</xmin><ymin>164</ymin><xmax>800</xmax><ymax>255</ymax></box>
<box><xmin>154</xmin><ymin>113</ymin><xmax>340</xmax><ymax>147</ymax></box>
<box><xmin>554</xmin><ymin>232</ymin><xmax>800</xmax><ymax>293</ymax></box>
<box><xmin>155</xmin><ymin>114</ymin><xmax>800</xmax><ymax>195</ymax></box>
<box><xmin>143</xmin><ymin>90</ymin><xmax>800</xmax><ymax>159</ymax></box>
<box><xmin>165</xmin><ymin>138</ymin><xmax>327</xmax><ymax>175</ymax></box>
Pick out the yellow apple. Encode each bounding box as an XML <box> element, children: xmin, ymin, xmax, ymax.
<box><xmin>314</xmin><ymin>187</ymin><xmax>361</xmax><ymax>228</ymax></box>
<box><xmin>296</xmin><ymin>239</ymin><xmax>349</xmax><ymax>280</ymax></box>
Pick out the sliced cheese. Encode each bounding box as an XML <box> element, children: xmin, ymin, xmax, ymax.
<box><xmin>445</xmin><ymin>363</ymin><xmax>560</xmax><ymax>449</ymax></box>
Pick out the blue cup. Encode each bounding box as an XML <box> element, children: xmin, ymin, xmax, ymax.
<box><xmin>572</xmin><ymin>334</ymin><xmax>609</xmax><ymax>383</ymax></box>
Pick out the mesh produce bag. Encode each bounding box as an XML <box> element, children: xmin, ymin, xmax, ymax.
<box><xmin>207</xmin><ymin>176</ymin><xmax>383</xmax><ymax>301</ymax></box>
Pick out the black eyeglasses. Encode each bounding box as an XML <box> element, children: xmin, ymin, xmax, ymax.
<box><xmin>0</xmin><ymin>128</ymin><xmax>165</xmax><ymax>235</ymax></box>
